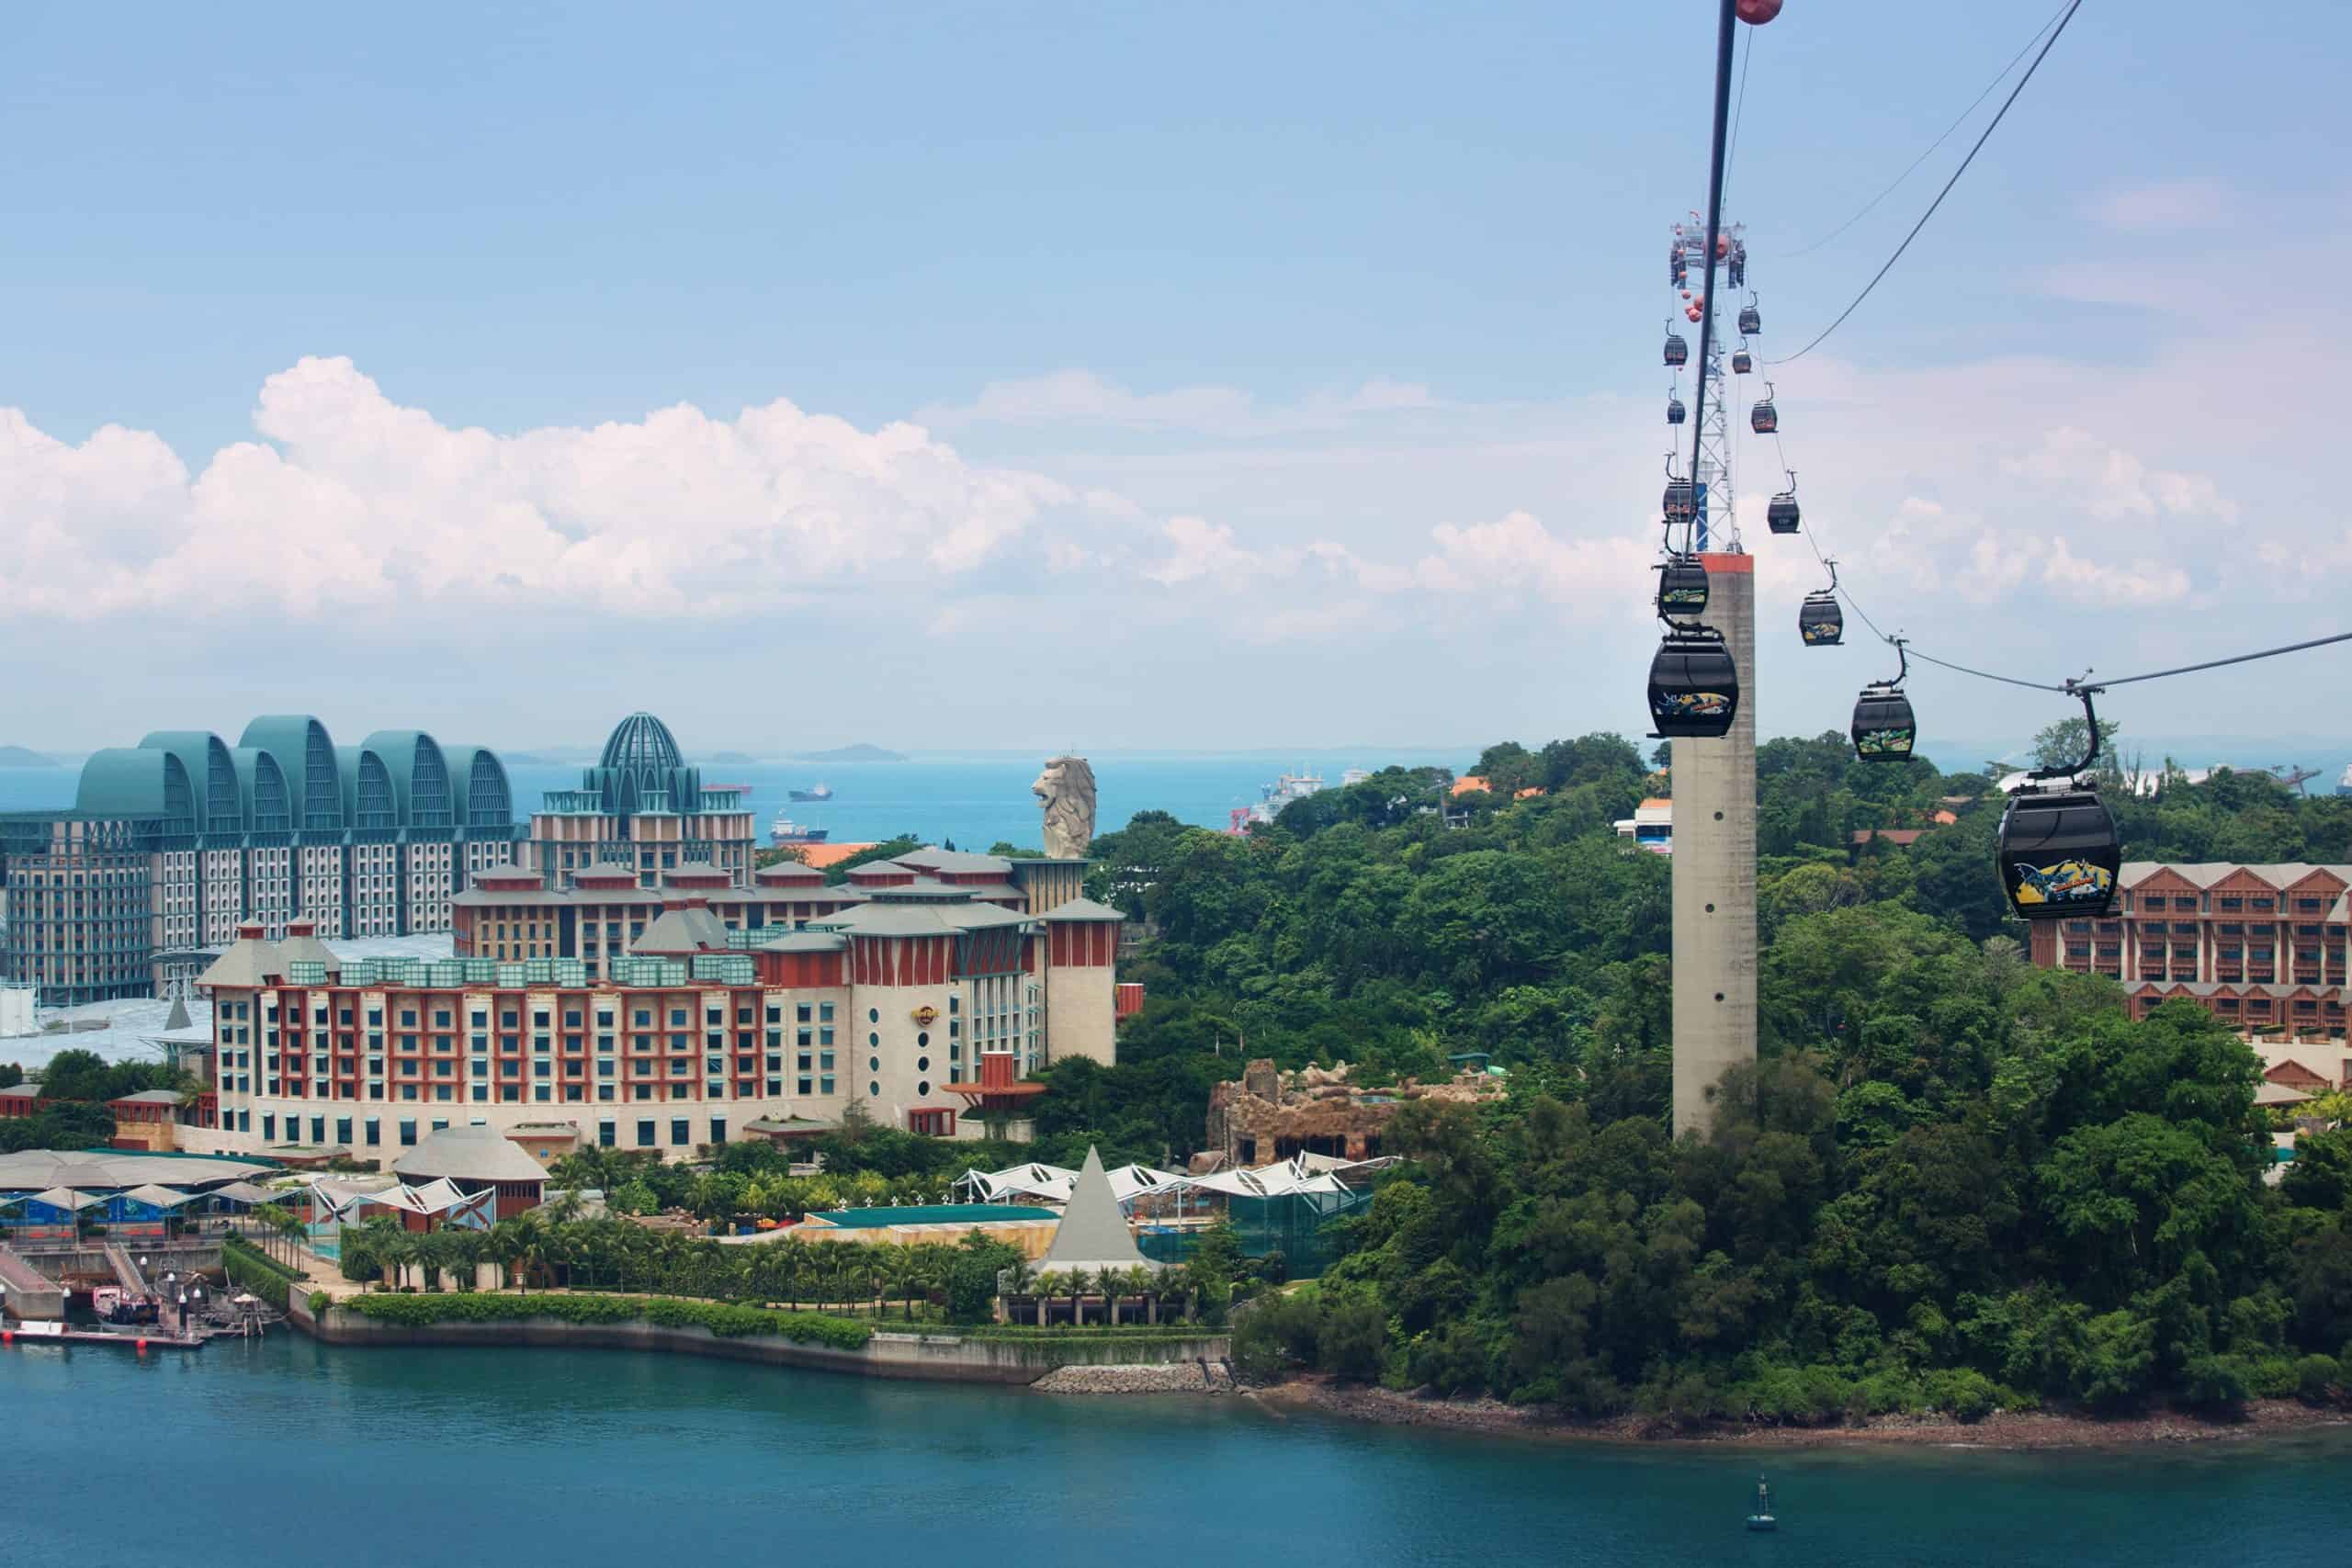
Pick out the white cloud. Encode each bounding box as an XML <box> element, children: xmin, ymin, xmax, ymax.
<box><xmin>2090</xmin><ymin>177</ymin><xmax>2232</xmax><ymax>232</ymax></box>
<box><xmin>0</xmin><ymin>357</ymin><xmax>1080</xmax><ymax>623</ymax></box>
<box><xmin>1142</xmin><ymin>515</ymin><xmax>1295</xmax><ymax>586</ymax></box>
<box><xmin>921</xmin><ymin>369</ymin><xmax>1440</xmax><ymax>437</ymax></box>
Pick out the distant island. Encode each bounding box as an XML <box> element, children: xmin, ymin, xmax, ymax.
<box><xmin>704</xmin><ymin>750</ymin><xmax>759</xmax><ymax>764</ymax></box>
<box><xmin>789</xmin><ymin>743</ymin><xmax>906</xmax><ymax>763</ymax></box>
<box><xmin>0</xmin><ymin>745</ymin><xmax>57</xmax><ymax>767</ymax></box>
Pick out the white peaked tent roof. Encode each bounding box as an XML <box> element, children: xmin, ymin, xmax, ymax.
<box><xmin>27</xmin><ymin>1187</ymin><xmax>105</xmax><ymax>1211</ymax></box>
<box><xmin>958</xmin><ymin>1159</ymin><xmax>1182</xmax><ymax>1207</ymax></box>
<box><xmin>1161</xmin><ymin>1153</ymin><xmax>1400</xmax><ymax>1200</ymax></box>
<box><xmin>1035</xmin><ymin>1145</ymin><xmax>1159</xmax><ymax>1274</ymax></box>
<box><xmin>118</xmin><ymin>1184</ymin><xmax>195</xmax><ymax>1210</ymax></box>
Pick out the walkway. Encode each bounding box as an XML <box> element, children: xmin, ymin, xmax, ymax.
<box><xmin>102</xmin><ymin>1243</ymin><xmax>147</xmax><ymax>1295</ymax></box>
<box><xmin>0</xmin><ymin>1243</ymin><xmax>67</xmax><ymax>1319</ymax></box>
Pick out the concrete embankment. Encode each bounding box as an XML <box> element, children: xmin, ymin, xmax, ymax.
<box><xmin>1032</xmin><ymin>1360</ymin><xmax>1237</xmax><ymax>1394</ymax></box>
<box><xmin>286</xmin><ymin>1293</ymin><xmax>1229</xmax><ymax>1386</ymax></box>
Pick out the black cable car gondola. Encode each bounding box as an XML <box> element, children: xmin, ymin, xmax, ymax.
<box><xmin>1665</xmin><ymin>327</ymin><xmax>1689</xmax><ymax>368</ymax></box>
<box><xmin>1647</xmin><ymin>626</ymin><xmax>1738</xmax><ymax>739</ymax></box>
<box><xmin>1656</xmin><ymin>555</ymin><xmax>1709</xmax><ymax>617</ymax></box>
<box><xmin>1798</xmin><ymin>592</ymin><xmax>1843</xmax><ymax>646</ymax></box>
<box><xmin>1849</xmin><ymin>639</ymin><xmax>1916</xmax><ymax>761</ymax></box>
<box><xmin>1766</xmin><ymin>472</ymin><xmax>1800</xmax><ymax>535</ymax></box>
<box><xmin>1738</xmin><ymin>295</ymin><xmax>1761</xmax><ymax>335</ymax></box>
<box><xmin>1750</xmin><ymin>380</ymin><xmax>1779</xmax><ymax>434</ymax></box>
<box><xmin>1663</xmin><ymin>476</ymin><xmax>1697</xmax><ymax>525</ymax></box>
<box><xmin>1732</xmin><ymin>345</ymin><xmax>1753</xmax><ymax>375</ymax></box>
<box><xmin>1997</xmin><ymin>684</ymin><xmax>2120</xmax><ymax>920</ymax></box>
<box><xmin>1667</xmin><ymin>393</ymin><xmax>1686</xmax><ymax>425</ymax></box>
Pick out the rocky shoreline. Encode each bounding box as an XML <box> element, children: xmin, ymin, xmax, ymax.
<box><xmin>1032</xmin><ymin>1360</ymin><xmax>1238</xmax><ymax>1394</ymax></box>
<box><xmin>1247</xmin><ymin>1375</ymin><xmax>2352</xmax><ymax>1450</ymax></box>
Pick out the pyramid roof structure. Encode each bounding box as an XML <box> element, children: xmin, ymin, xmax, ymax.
<box><xmin>1035</xmin><ymin>1145</ymin><xmax>1159</xmax><ymax>1275</ymax></box>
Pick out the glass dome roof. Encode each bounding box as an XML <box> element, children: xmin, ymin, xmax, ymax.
<box><xmin>600</xmin><ymin>712</ymin><xmax>683</xmax><ymax>776</ymax></box>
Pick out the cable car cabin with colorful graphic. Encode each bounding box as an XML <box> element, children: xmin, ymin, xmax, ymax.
<box><xmin>1750</xmin><ymin>394</ymin><xmax>1779</xmax><ymax>434</ymax></box>
<box><xmin>1667</xmin><ymin>394</ymin><xmax>1686</xmax><ymax>426</ymax></box>
<box><xmin>1648</xmin><ymin>629</ymin><xmax>1739</xmax><ymax>739</ymax></box>
<box><xmin>1766</xmin><ymin>491</ymin><xmax>1800</xmax><ymax>535</ymax></box>
<box><xmin>1998</xmin><ymin>788</ymin><xmax>2120</xmax><ymax>919</ymax></box>
<box><xmin>1664</xmin><ymin>330</ymin><xmax>1689</xmax><ymax>368</ymax></box>
<box><xmin>1731</xmin><ymin>347</ymin><xmax>1753</xmax><ymax>375</ymax></box>
<box><xmin>1657</xmin><ymin>557</ymin><xmax>1710</xmax><ymax>617</ymax></box>
<box><xmin>1850</xmin><ymin>684</ymin><xmax>1916</xmax><ymax>761</ymax></box>
<box><xmin>1663</xmin><ymin>479</ymin><xmax>1698</xmax><ymax>525</ymax></box>
<box><xmin>1798</xmin><ymin>592</ymin><xmax>1843</xmax><ymax>646</ymax></box>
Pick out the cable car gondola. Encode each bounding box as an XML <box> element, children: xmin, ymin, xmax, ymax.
<box><xmin>1750</xmin><ymin>381</ymin><xmax>1779</xmax><ymax>434</ymax></box>
<box><xmin>1665</xmin><ymin>328</ymin><xmax>1689</xmax><ymax>368</ymax></box>
<box><xmin>1664</xmin><ymin>476</ymin><xmax>1697</xmax><ymax>525</ymax></box>
<box><xmin>1849</xmin><ymin>639</ymin><xmax>1915</xmax><ymax>761</ymax></box>
<box><xmin>1732</xmin><ymin>345</ymin><xmax>1753</xmax><ymax>375</ymax></box>
<box><xmin>1998</xmin><ymin>686</ymin><xmax>2121</xmax><ymax>920</ymax></box>
<box><xmin>1657</xmin><ymin>555</ymin><xmax>1709</xmax><ymax>617</ymax></box>
<box><xmin>1647</xmin><ymin>626</ymin><xmax>1738</xmax><ymax>739</ymax></box>
<box><xmin>1738</xmin><ymin>296</ymin><xmax>1761</xmax><ymax>335</ymax></box>
<box><xmin>1766</xmin><ymin>486</ymin><xmax>1800</xmax><ymax>535</ymax></box>
<box><xmin>1798</xmin><ymin>592</ymin><xmax>1843</xmax><ymax>646</ymax></box>
<box><xmin>1667</xmin><ymin>393</ymin><xmax>1686</xmax><ymax>425</ymax></box>
<box><xmin>1851</xmin><ymin>683</ymin><xmax>1915</xmax><ymax>761</ymax></box>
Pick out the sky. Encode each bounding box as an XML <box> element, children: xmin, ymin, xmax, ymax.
<box><xmin>2</xmin><ymin>1</ymin><xmax>2345</xmax><ymax>760</ymax></box>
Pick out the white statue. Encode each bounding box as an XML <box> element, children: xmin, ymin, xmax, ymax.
<box><xmin>1033</xmin><ymin>755</ymin><xmax>1097</xmax><ymax>859</ymax></box>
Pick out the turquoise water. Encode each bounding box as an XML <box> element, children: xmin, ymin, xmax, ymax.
<box><xmin>0</xmin><ymin>750</ymin><xmax>1468</xmax><ymax>853</ymax></box>
<box><xmin>5</xmin><ymin>1337</ymin><xmax>2345</xmax><ymax>1566</ymax></box>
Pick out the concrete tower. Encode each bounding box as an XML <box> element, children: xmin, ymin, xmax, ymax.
<box><xmin>1671</xmin><ymin>551</ymin><xmax>1758</xmax><ymax>1135</ymax></box>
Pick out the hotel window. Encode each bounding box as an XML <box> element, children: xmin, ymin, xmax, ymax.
<box><xmin>820</xmin><ymin>1002</ymin><xmax>834</xmax><ymax>1021</ymax></box>
<box><xmin>636</xmin><ymin>1120</ymin><xmax>655</xmax><ymax>1147</ymax></box>
<box><xmin>820</xmin><ymin>1075</ymin><xmax>835</xmax><ymax>1095</ymax></box>
<box><xmin>709</xmin><ymin>1117</ymin><xmax>727</xmax><ymax>1145</ymax></box>
<box><xmin>599</xmin><ymin>1122</ymin><xmax>616</xmax><ymax>1147</ymax></box>
<box><xmin>671</xmin><ymin>1118</ymin><xmax>690</xmax><ymax>1146</ymax></box>
<box><xmin>364</xmin><ymin>1119</ymin><xmax>379</xmax><ymax>1146</ymax></box>
<box><xmin>399</xmin><ymin>1120</ymin><xmax>417</xmax><ymax>1146</ymax></box>
<box><xmin>262</xmin><ymin>1114</ymin><xmax>276</xmax><ymax>1141</ymax></box>
<box><xmin>336</xmin><ymin>1117</ymin><xmax>352</xmax><ymax>1145</ymax></box>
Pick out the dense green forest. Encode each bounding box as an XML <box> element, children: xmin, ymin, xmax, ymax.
<box><xmin>1054</xmin><ymin>732</ymin><xmax>2352</xmax><ymax>1418</ymax></box>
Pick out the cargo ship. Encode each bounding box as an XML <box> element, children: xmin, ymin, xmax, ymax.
<box><xmin>788</xmin><ymin>782</ymin><xmax>834</xmax><ymax>802</ymax></box>
<box><xmin>770</xmin><ymin>814</ymin><xmax>831</xmax><ymax>846</ymax></box>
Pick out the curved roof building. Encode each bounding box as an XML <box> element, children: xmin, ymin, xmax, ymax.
<box><xmin>1</xmin><ymin>716</ymin><xmax>523</xmax><ymax>1005</ymax></box>
<box><xmin>527</xmin><ymin>712</ymin><xmax>753</xmax><ymax>891</ymax></box>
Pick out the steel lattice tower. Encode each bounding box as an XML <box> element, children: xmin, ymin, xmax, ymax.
<box><xmin>1671</xmin><ymin>218</ymin><xmax>1744</xmax><ymax>551</ymax></box>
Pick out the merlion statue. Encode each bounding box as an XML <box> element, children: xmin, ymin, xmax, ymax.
<box><xmin>1033</xmin><ymin>755</ymin><xmax>1097</xmax><ymax>858</ymax></box>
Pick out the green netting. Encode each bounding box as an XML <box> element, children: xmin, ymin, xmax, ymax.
<box><xmin>1136</xmin><ymin>1187</ymin><xmax>1372</xmax><ymax>1279</ymax></box>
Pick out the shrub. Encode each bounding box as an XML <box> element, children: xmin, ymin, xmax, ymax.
<box><xmin>2178</xmin><ymin>1353</ymin><xmax>2253</xmax><ymax>1414</ymax></box>
<box><xmin>339</xmin><ymin>1292</ymin><xmax>873</xmax><ymax>1350</ymax></box>
<box><xmin>1231</xmin><ymin>1292</ymin><xmax>1321</xmax><ymax>1382</ymax></box>
<box><xmin>1316</xmin><ymin>1293</ymin><xmax>1389</xmax><ymax>1382</ymax></box>
<box><xmin>220</xmin><ymin>1235</ymin><xmax>297</xmax><ymax>1311</ymax></box>
<box><xmin>2292</xmin><ymin>1353</ymin><xmax>2341</xmax><ymax>1404</ymax></box>
<box><xmin>307</xmin><ymin>1291</ymin><xmax>331</xmax><ymax>1317</ymax></box>
<box><xmin>1924</xmin><ymin>1368</ymin><xmax>1999</xmax><ymax>1423</ymax></box>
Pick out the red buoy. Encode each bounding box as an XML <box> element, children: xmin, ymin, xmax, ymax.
<box><xmin>1736</xmin><ymin>0</ymin><xmax>1783</xmax><ymax>22</ymax></box>
<box><xmin>137</xmin><ymin>1338</ymin><xmax>148</xmax><ymax>1353</ymax></box>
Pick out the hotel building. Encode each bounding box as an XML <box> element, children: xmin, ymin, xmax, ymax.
<box><xmin>0</xmin><ymin>716</ymin><xmax>519</xmax><ymax>1005</ymax></box>
<box><xmin>2029</xmin><ymin>861</ymin><xmax>2352</xmax><ymax>1040</ymax></box>
<box><xmin>525</xmin><ymin>712</ymin><xmax>757</xmax><ymax>888</ymax></box>
<box><xmin>187</xmin><ymin>852</ymin><xmax>1121</xmax><ymax>1159</ymax></box>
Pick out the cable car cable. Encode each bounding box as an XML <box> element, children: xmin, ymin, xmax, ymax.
<box><xmin>1683</xmin><ymin>0</ymin><xmax>1741</xmax><ymax>545</ymax></box>
<box><xmin>1724</xmin><ymin>27</ymin><xmax>1754</xmax><ymax>206</ymax></box>
<box><xmin>1769</xmin><ymin>0</ymin><xmax>2086</xmax><ymax>368</ymax></box>
<box><xmin>1789</xmin><ymin>0</ymin><xmax>2072</xmax><ymax>257</ymax></box>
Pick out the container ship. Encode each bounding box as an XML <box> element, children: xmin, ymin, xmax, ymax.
<box><xmin>788</xmin><ymin>782</ymin><xmax>834</xmax><ymax>802</ymax></box>
<box><xmin>770</xmin><ymin>814</ymin><xmax>831</xmax><ymax>846</ymax></box>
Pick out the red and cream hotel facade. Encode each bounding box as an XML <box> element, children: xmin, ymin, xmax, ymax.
<box><xmin>188</xmin><ymin>847</ymin><xmax>1122</xmax><ymax>1161</ymax></box>
<box><xmin>2030</xmin><ymin>861</ymin><xmax>2352</xmax><ymax>1039</ymax></box>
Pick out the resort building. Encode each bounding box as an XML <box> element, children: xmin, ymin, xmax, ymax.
<box><xmin>0</xmin><ymin>716</ymin><xmax>520</xmax><ymax>1006</ymax></box>
<box><xmin>524</xmin><ymin>713</ymin><xmax>758</xmax><ymax>889</ymax></box>
<box><xmin>2030</xmin><ymin>861</ymin><xmax>2352</xmax><ymax>1051</ymax></box>
<box><xmin>183</xmin><ymin>854</ymin><xmax>1121</xmax><ymax>1161</ymax></box>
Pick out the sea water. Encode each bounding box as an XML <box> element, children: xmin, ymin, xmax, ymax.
<box><xmin>4</xmin><ymin>1337</ymin><xmax>2344</xmax><ymax>1566</ymax></box>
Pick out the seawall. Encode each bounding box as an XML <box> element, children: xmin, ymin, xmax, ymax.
<box><xmin>287</xmin><ymin>1293</ymin><xmax>1229</xmax><ymax>1386</ymax></box>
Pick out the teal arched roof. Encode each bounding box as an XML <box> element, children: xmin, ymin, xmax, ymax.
<box><xmin>338</xmin><ymin>745</ymin><xmax>399</xmax><ymax>832</ymax></box>
<box><xmin>140</xmin><ymin>731</ymin><xmax>240</xmax><ymax>836</ymax></box>
<box><xmin>231</xmin><ymin>748</ymin><xmax>292</xmax><ymax>834</ymax></box>
<box><xmin>239</xmin><ymin>716</ymin><xmax>341</xmax><ymax>834</ymax></box>
<box><xmin>75</xmin><ymin>748</ymin><xmax>194</xmax><ymax>829</ymax></box>
<box><xmin>441</xmin><ymin>745</ymin><xmax>513</xmax><ymax>832</ymax></box>
<box><xmin>359</xmin><ymin>730</ymin><xmax>452</xmax><ymax>829</ymax></box>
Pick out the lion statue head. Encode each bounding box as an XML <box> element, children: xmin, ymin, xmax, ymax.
<box><xmin>1032</xmin><ymin>755</ymin><xmax>1098</xmax><ymax>859</ymax></box>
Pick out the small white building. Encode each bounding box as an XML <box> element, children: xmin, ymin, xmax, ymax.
<box><xmin>1612</xmin><ymin>797</ymin><xmax>1673</xmax><ymax>854</ymax></box>
<box><xmin>0</xmin><ymin>985</ymin><xmax>36</xmax><ymax>1039</ymax></box>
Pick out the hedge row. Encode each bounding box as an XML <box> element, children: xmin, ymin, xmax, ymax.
<box><xmin>220</xmin><ymin>1235</ymin><xmax>298</xmax><ymax>1311</ymax></box>
<box><xmin>337</xmin><ymin>1292</ymin><xmax>874</xmax><ymax>1350</ymax></box>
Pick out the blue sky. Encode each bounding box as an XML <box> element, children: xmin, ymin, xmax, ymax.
<box><xmin>2</xmin><ymin>1</ymin><xmax>2343</xmax><ymax>757</ymax></box>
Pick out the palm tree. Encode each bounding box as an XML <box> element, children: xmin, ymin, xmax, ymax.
<box><xmin>1034</xmin><ymin>1271</ymin><xmax>1065</xmax><ymax>1327</ymax></box>
<box><xmin>484</xmin><ymin>1220</ymin><xmax>526</xmax><ymax>1292</ymax></box>
<box><xmin>1068</xmin><ymin>1267</ymin><xmax>1093</xmax><ymax>1327</ymax></box>
<box><xmin>1125</xmin><ymin>1265</ymin><xmax>1158</xmax><ymax>1325</ymax></box>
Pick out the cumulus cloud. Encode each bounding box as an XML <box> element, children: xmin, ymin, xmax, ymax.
<box><xmin>0</xmin><ymin>357</ymin><xmax>1081</xmax><ymax>622</ymax></box>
